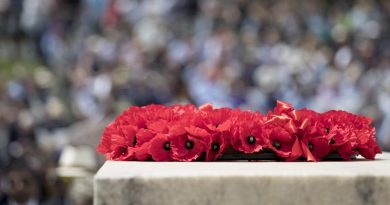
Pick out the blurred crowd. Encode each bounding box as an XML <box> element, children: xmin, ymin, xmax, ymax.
<box><xmin>0</xmin><ymin>0</ymin><xmax>390</xmax><ymax>204</ymax></box>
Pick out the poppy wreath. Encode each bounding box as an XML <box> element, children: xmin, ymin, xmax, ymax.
<box><xmin>97</xmin><ymin>101</ymin><xmax>382</xmax><ymax>162</ymax></box>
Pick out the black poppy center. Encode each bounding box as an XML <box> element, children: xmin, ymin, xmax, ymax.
<box><xmin>163</xmin><ymin>142</ymin><xmax>171</xmax><ymax>150</ymax></box>
<box><xmin>325</xmin><ymin>127</ymin><xmax>330</xmax><ymax>134</ymax></box>
<box><xmin>272</xmin><ymin>141</ymin><xmax>281</xmax><ymax>150</ymax></box>
<box><xmin>132</xmin><ymin>136</ymin><xmax>137</xmax><ymax>146</ymax></box>
<box><xmin>247</xmin><ymin>135</ymin><xmax>256</xmax><ymax>144</ymax></box>
<box><xmin>185</xmin><ymin>140</ymin><xmax>194</xmax><ymax>149</ymax></box>
<box><xmin>308</xmin><ymin>142</ymin><xmax>314</xmax><ymax>150</ymax></box>
<box><xmin>119</xmin><ymin>147</ymin><xmax>127</xmax><ymax>155</ymax></box>
<box><xmin>329</xmin><ymin>137</ymin><xmax>335</xmax><ymax>145</ymax></box>
<box><xmin>211</xmin><ymin>142</ymin><xmax>220</xmax><ymax>152</ymax></box>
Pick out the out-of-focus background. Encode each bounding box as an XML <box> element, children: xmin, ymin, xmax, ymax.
<box><xmin>0</xmin><ymin>0</ymin><xmax>389</xmax><ymax>204</ymax></box>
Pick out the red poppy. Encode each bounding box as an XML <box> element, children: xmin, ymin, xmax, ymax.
<box><xmin>322</xmin><ymin>110</ymin><xmax>381</xmax><ymax>160</ymax></box>
<box><xmin>355</xmin><ymin>122</ymin><xmax>381</xmax><ymax>160</ymax></box>
<box><xmin>97</xmin><ymin>122</ymin><xmax>115</xmax><ymax>154</ymax></box>
<box><xmin>358</xmin><ymin>136</ymin><xmax>381</xmax><ymax>160</ymax></box>
<box><xmin>97</xmin><ymin>121</ymin><xmax>137</xmax><ymax>160</ymax></box>
<box><xmin>157</xmin><ymin>117</ymin><xmax>207</xmax><ymax>161</ymax></box>
<box><xmin>265</xmin><ymin>102</ymin><xmax>301</xmax><ymax>160</ymax></box>
<box><xmin>201</xmin><ymin>108</ymin><xmax>234</xmax><ymax>131</ymax></box>
<box><xmin>231</xmin><ymin>111</ymin><xmax>266</xmax><ymax>153</ymax></box>
<box><xmin>149</xmin><ymin>134</ymin><xmax>173</xmax><ymax>161</ymax></box>
<box><xmin>107</xmin><ymin>147</ymin><xmax>136</xmax><ymax>161</ymax></box>
<box><xmin>294</xmin><ymin>109</ymin><xmax>331</xmax><ymax>161</ymax></box>
<box><xmin>266</xmin><ymin>103</ymin><xmax>330</xmax><ymax>161</ymax></box>
<box><xmin>264</xmin><ymin>119</ymin><xmax>296</xmax><ymax>158</ymax></box>
<box><xmin>118</xmin><ymin>106</ymin><xmax>146</xmax><ymax>129</ymax></box>
<box><xmin>205</xmin><ymin>132</ymin><xmax>227</xmax><ymax>161</ymax></box>
<box><xmin>301</xmin><ymin>137</ymin><xmax>331</xmax><ymax>161</ymax></box>
<box><xmin>190</xmin><ymin>107</ymin><xmax>233</xmax><ymax>160</ymax></box>
<box><xmin>185</xmin><ymin>125</ymin><xmax>221</xmax><ymax>160</ymax></box>
<box><xmin>170</xmin><ymin>134</ymin><xmax>206</xmax><ymax>161</ymax></box>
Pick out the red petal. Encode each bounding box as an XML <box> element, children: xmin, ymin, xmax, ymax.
<box><xmin>301</xmin><ymin>142</ymin><xmax>316</xmax><ymax>162</ymax></box>
<box><xmin>199</xmin><ymin>103</ymin><xmax>214</xmax><ymax>111</ymax></box>
<box><xmin>134</xmin><ymin>143</ymin><xmax>151</xmax><ymax>160</ymax></box>
<box><xmin>185</xmin><ymin>126</ymin><xmax>210</xmax><ymax>138</ymax></box>
<box><xmin>169</xmin><ymin>124</ymin><xmax>187</xmax><ymax>136</ymax></box>
<box><xmin>217</xmin><ymin>120</ymin><xmax>232</xmax><ymax>132</ymax></box>
<box><xmin>274</xmin><ymin>100</ymin><xmax>294</xmax><ymax>115</ymax></box>
<box><xmin>149</xmin><ymin>134</ymin><xmax>171</xmax><ymax>161</ymax></box>
<box><xmin>136</xmin><ymin>128</ymin><xmax>155</xmax><ymax>146</ymax></box>
<box><xmin>147</xmin><ymin>119</ymin><xmax>168</xmax><ymax>133</ymax></box>
<box><xmin>287</xmin><ymin>138</ymin><xmax>303</xmax><ymax>161</ymax></box>
<box><xmin>310</xmin><ymin>138</ymin><xmax>331</xmax><ymax>161</ymax></box>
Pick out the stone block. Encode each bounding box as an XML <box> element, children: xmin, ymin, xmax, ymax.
<box><xmin>94</xmin><ymin>153</ymin><xmax>390</xmax><ymax>205</ymax></box>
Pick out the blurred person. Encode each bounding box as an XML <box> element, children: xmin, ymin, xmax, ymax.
<box><xmin>0</xmin><ymin>114</ymin><xmax>9</xmax><ymax>169</ymax></box>
<box><xmin>1</xmin><ymin>161</ymin><xmax>41</xmax><ymax>205</ymax></box>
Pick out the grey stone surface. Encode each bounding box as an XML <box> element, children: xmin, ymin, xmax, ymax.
<box><xmin>94</xmin><ymin>152</ymin><xmax>390</xmax><ymax>205</ymax></box>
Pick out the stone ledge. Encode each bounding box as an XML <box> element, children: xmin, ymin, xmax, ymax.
<box><xmin>94</xmin><ymin>152</ymin><xmax>390</xmax><ymax>205</ymax></box>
